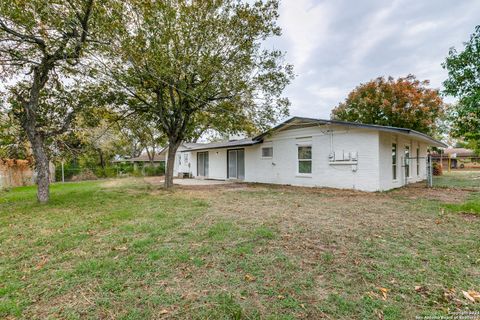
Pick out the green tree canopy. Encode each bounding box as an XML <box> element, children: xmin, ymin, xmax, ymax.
<box><xmin>103</xmin><ymin>0</ymin><xmax>293</xmax><ymax>187</ymax></box>
<box><xmin>443</xmin><ymin>25</ymin><xmax>480</xmax><ymax>154</ymax></box>
<box><xmin>331</xmin><ymin>75</ymin><xmax>445</xmax><ymax>135</ymax></box>
<box><xmin>0</xmin><ymin>0</ymin><xmax>117</xmax><ymax>202</ymax></box>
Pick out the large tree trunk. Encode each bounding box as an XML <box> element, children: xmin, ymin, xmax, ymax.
<box><xmin>30</xmin><ymin>134</ymin><xmax>50</xmax><ymax>203</ymax></box>
<box><xmin>164</xmin><ymin>140</ymin><xmax>181</xmax><ymax>188</ymax></box>
<box><xmin>98</xmin><ymin>150</ymin><xmax>105</xmax><ymax>169</ymax></box>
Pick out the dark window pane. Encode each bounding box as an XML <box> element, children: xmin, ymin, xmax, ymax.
<box><xmin>299</xmin><ymin>160</ymin><xmax>312</xmax><ymax>174</ymax></box>
<box><xmin>298</xmin><ymin>146</ymin><xmax>312</xmax><ymax>159</ymax></box>
<box><xmin>392</xmin><ymin>143</ymin><xmax>397</xmax><ymax>165</ymax></box>
<box><xmin>416</xmin><ymin>148</ymin><xmax>420</xmax><ymax>175</ymax></box>
<box><xmin>392</xmin><ymin>143</ymin><xmax>397</xmax><ymax>180</ymax></box>
<box><xmin>262</xmin><ymin>147</ymin><xmax>273</xmax><ymax>157</ymax></box>
<box><xmin>405</xmin><ymin>146</ymin><xmax>410</xmax><ymax>177</ymax></box>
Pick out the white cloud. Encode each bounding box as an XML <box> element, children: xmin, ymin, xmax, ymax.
<box><xmin>272</xmin><ymin>0</ymin><xmax>480</xmax><ymax>120</ymax></box>
<box><xmin>278</xmin><ymin>0</ymin><xmax>332</xmax><ymax>71</ymax></box>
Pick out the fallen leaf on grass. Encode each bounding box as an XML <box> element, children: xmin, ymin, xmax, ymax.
<box><xmin>414</xmin><ymin>285</ymin><xmax>428</xmax><ymax>294</ymax></box>
<box><xmin>114</xmin><ymin>246</ymin><xmax>128</xmax><ymax>251</ymax></box>
<box><xmin>35</xmin><ymin>257</ymin><xmax>48</xmax><ymax>270</ymax></box>
<box><xmin>159</xmin><ymin>309</ymin><xmax>169</xmax><ymax>315</ymax></box>
<box><xmin>244</xmin><ymin>274</ymin><xmax>255</xmax><ymax>282</ymax></box>
<box><xmin>463</xmin><ymin>290</ymin><xmax>480</xmax><ymax>303</ymax></box>
<box><xmin>378</xmin><ymin>287</ymin><xmax>388</xmax><ymax>300</ymax></box>
<box><xmin>374</xmin><ymin>309</ymin><xmax>384</xmax><ymax>320</ymax></box>
<box><xmin>470</xmin><ymin>290</ymin><xmax>480</xmax><ymax>301</ymax></box>
<box><xmin>443</xmin><ymin>288</ymin><xmax>456</xmax><ymax>302</ymax></box>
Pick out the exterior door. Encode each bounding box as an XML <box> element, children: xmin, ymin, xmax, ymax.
<box><xmin>197</xmin><ymin>152</ymin><xmax>209</xmax><ymax>177</ymax></box>
<box><xmin>227</xmin><ymin>149</ymin><xmax>245</xmax><ymax>180</ymax></box>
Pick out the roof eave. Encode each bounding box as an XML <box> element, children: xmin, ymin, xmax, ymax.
<box><xmin>180</xmin><ymin>140</ymin><xmax>262</xmax><ymax>152</ymax></box>
<box><xmin>254</xmin><ymin>117</ymin><xmax>447</xmax><ymax>148</ymax></box>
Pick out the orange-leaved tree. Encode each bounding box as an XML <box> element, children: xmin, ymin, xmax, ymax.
<box><xmin>331</xmin><ymin>75</ymin><xmax>445</xmax><ymax>135</ymax></box>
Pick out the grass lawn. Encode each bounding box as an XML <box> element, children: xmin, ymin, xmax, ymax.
<box><xmin>1</xmin><ymin>176</ymin><xmax>479</xmax><ymax>319</ymax></box>
<box><xmin>433</xmin><ymin>170</ymin><xmax>480</xmax><ymax>189</ymax></box>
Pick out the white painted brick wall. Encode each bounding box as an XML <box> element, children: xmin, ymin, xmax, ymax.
<box><xmin>184</xmin><ymin>125</ymin><xmax>435</xmax><ymax>192</ymax></box>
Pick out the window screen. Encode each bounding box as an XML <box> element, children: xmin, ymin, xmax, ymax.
<box><xmin>262</xmin><ymin>147</ymin><xmax>273</xmax><ymax>158</ymax></box>
<box><xmin>298</xmin><ymin>146</ymin><xmax>312</xmax><ymax>174</ymax></box>
<box><xmin>392</xmin><ymin>143</ymin><xmax>397</xmax><ymax>180</ymax></box>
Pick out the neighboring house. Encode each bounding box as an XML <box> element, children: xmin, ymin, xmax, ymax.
<box><xmin>113</xmin><ymin>152</ymin><xmax>166</xmax><ymax>168</ymax></box>
<box><xmin>175</xmin><ymin>117</ymin><xmax>446</xmax><ymax>191</ymax></box>
<box><xmin>431</xmin><ymin>147</ymin><xmax>480</xmax><ymax>169</ymax></box>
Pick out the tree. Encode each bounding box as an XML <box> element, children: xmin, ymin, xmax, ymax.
<box><xmin>0</xmin><ymin>0</ymin><xmax>114</xmax><ymax>202</ymax></box>
<box><xmin>331</xmin><ymin>75</ymin><xmax>445</xmax><ymax>135</ymax></box>
<box><xmin>117</xmin><ymin>114</ymin><xmax>166</xmax><ymax>164</ymax></box>
<box><xmin>443</xmin><ymin>25</ymin><xmax>480</xmax><ymax>154</ymax></box>
<box><xmin>0</xmin><ymin>112</ymin><xmax>30</xmax><ymax>160</ymax></box>
<box><xmin>104</xmin><ymin>0</ymin><xmax>293</xmax><ymax>188</ymax></box>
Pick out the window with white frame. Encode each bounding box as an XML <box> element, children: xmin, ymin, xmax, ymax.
<box><xmin>405</xmin><ymin>146</ymin><xmax>410</xmax><ymax>178</ymax></box>
<box><xmin>298</xmin><ymin>146</ymin><xmax>312</xmax><ymax>174</ymax></box>
<box><xmin>416</xmin><ymin>147</ymin><xmax>420</xmax><ymax>176</ymax></box>
<box><xmin>392</xmin><ymin>143</ymin><xmax>397</xmax><ymax>180</ymax></box>
<box><xmin>184</xmin><ymin>153</ymin><xmax>188</xmax><ymax>162</ymax></box>
<box><xmin>261</xmin><ymin>147</ymin><xmax>273</xmax><ymax>158</ymax></box>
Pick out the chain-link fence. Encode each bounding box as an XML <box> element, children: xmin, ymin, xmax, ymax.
<box><xmin>427</xmin><ymin>155</ymin><xmax>480</xmax><ymax>190</ymax></box>
<box><xmin>399</xmin><ymin>155</ymin><xmax>478</xmax><ymax>189</ymax></box>
<box><xmin>55</xmin><ymin>162</ymin><xmax>165</xmax><ymax>182</ymax></box>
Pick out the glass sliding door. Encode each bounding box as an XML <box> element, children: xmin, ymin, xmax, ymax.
<box><xmin>237</xmin><ymin>149</ymin><xmax>245</xmax><ymax>179</ymax></box>
<box><xmin>227</xmin><ymin>149</ymin><xmax>245</xmax><ymax>180</ymax></box>
<box><xmin>228</xmin><ymin>150</ymin><xmax>237</xmax><ymax>178</ymax></box>
<box><xmin>197</xmin><ymin>152</ymin><xmax>208</xmax><ymax>177</ymax></box>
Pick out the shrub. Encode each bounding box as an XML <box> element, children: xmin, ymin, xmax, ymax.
<box><xmin>432</xmin><ymin>162</ymin><xmax>443</xmax><ymax>176</ymax></box>
<box><xmin>144</xmin><ymin>164</ymin><xmax>165</xmax><ymax>176</ymax></box>
<box><xmin>71</xmin><ymin>169</ymin><xmax>98</xmax><ymax>181</ymax></box>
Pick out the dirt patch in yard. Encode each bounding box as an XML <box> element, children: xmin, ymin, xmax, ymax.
<box><xmin>4</xmin><ymin>176</ymin><xmax>480</xmax><ymax>319</ymax></box>
<box><xmin>165</xmin><ymin>181</ymin><xmax>480</xmax><ymax>318</ymax></box>
<box><xmin>390</xmin><ymin>183</ymin><xmax>472</xmax><ymax>203</ymax></box>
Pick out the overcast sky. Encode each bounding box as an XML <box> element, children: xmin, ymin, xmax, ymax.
<box><xmin>269</xmin><ymin>0</ymin><xmax>480</xmax><ymax>119</ymax></box>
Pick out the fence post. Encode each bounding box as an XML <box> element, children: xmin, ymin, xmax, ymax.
<box><xmin>61</xmin><ymin>161</ymin><xmax>65</xmax><ymax>183</ymax></box>
<box><xmin>426</xmin><ymin>155</ymin><xmax>433</xmax><ymax>188</ymax></box>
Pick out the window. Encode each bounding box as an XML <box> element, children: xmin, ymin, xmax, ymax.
<box><xmin>416</xmin><ymin>148</ymin><xmax>420</xmax><ymax>176</ymax></box>
<box><xmin>183</xmin><ymin>153</ymin><xmax>188</xmax><ymax>162</ymax></box>
<box><xmin>261</xmin><ymin>147</ymin><xmax>273</xmax><ymax>158</ymax></box>
<box><xmin>392</xmin><ymin>143</ymin><xmax>397</xmax><ymax>180</ymax></box>
<box><xmin>298</xmin><ymin>146</ymin><xmax>312</xmax><ymax>174</ymax></box>
<box><xmin>405</xmin><ymin>146</ymin><xmax>410</xmax><ymax>178</ymax></box>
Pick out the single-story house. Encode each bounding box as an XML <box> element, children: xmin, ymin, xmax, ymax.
<box><xmin>431</xmin><ymin>147</ymin><xmax>479</xmax><ymax>169</ymax></box>
<box><xmin>172</xmin><ymin>142</ymin><xmax>205</xmax><ymax>177</ymax></box>
<box><xmin>170</xmin><ymin>117</ymin><xmax>447</xmax><ymax>191</ymax></box>
<box><xmin>112</xmin><ymin>152</ymin><xmax>166</xmax><ymax>167</ymax></box>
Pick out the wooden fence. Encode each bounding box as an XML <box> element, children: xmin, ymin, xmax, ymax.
<box><xmin>0</xmin><ymin>160</ymin><xmax>55</xmax><ymax>189</ymax></box>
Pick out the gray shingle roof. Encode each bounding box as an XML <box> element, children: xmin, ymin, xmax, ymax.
<box><xmin>254</xmin><ymin>117</ymin><xmax>447</xmax><ymax>148</ymax></box>
<box><xmin>180</xmin><ymin>138</ymin><xmax>260</xmax><ymax>152</ymax></box>
<box><xmin>112</xmin><ymin>153</ymin><xmax>166</xmax><ymax>163</ymax></box>
<box><xmin>176</xmin><ymin>117</ymin><xmax>447</xmax><ymax>153</ymax></box>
